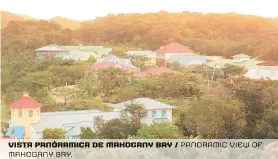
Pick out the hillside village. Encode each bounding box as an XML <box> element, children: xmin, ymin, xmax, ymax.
<box><xmin>1</xmin><ymin>11</ymin><xmax>278</xmax><ymax>140</ymax></box>
<box><xmin>2</xmin><ymin>42</ymin><xmax>278</xmax><ymax>139</ymax></box>
<box><xmin>33</xmin><ymin>42</ymin><xmax>278</xmax><ymax>80</ymax></box>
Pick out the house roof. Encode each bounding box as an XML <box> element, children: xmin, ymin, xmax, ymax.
<box><xmin>36</xmin><ymin>45</ymin><xmax>112</xmax><ymax>60</ymax></box>
<box><xmin>90</xmin><ymin>62</ymin><xmax>118</xmax><ymax>71</ymax></box>
<box><xmin>205</xmin><ymin>56</ymin><xmax>223</xmax><ymax>61</ymax></box>
<box><xmin>232</xmin><ymin>54</ymin><xmax>251</xmax><ymax>58</ymax></box>
<box><xmin>62</xmin><ymin>46</ymin><xmax>104</xmax><ymax>49</ymax></box>
<box><xmin>9</xmin><ymin>91</ymin><xmax>42</xmax><ymax>109</ymax></box>
<box><xmin>30</xmin><ymin>107</ymin><xmax>172</xmax><ymax>137</ymax></box>
<box><xmin>257</xmin><ymin>61</ymin><xmax>278</xmax><ymax>66</ymax></box>
<box><xmin>169</xmin><ymin>54</ymin><xmax>207</xmax><ymax>65</ymax></box>
<box><xmin>207</xmin><ymin>59</ymin><xmax>263</xmax><ymax>69</ymax></box>
<box><xmin>155</xmin><ymin>42</ymin><xmax>194</xmax><ymax>53</ymax></box>
<box><xmin>63</xmin><ymin>46</ymin><xmax>112</xmax><ymax>56</ymax></box>
<box><xmin>112</xmin><ymin>98</ymin><xmax>175</xmax><ymax>110</ymax></box>
<box><xmin>132</xmin><ymin>67</ymin><xmax>179</xmax><ymax>78</ymax></box>
<box><xmin>35</xmin><ymin>44</ymin><xmax>69</xmax><ymax>52</ymax></box>
<box><xmin>127</xmin><ymin>51</ymin><xmax>156</xmax><ymax>58</ymax></box>
<box><xmin>96</xmin><ymin>55</ymin><xmax>131</xmax><ymax>64</ymax></box>
<box><xmin>90</xmin><ymin>61</ymin><xmax>138</xmax><ymax>72</ymax></box>
<box><xmin>31</xmin><ymin>110</ymin><xmax>123</xmax><ymax>135</ymax></box>
<box><xmin>245</xmin><ymin>68</ymin><xmax>278</xmax><ymax>80</ymax></box>
<box><xmin>56</xmin><ymin>51</ymin><xmax>95</xmax><ymax>60</ymax></box>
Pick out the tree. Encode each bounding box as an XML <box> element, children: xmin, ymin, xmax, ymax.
<box><xmin>112</xmin><ymin>85</ymin><xmax>142</xmax><ymax>102</ymax></box>
<box><xmin>80</xmin><ymin>127</ymin><xmax>98</xmax><ymax>139</ymax></box>
<box><xmin>137</xmin><ymin>122</ymin><xmax>183</xmax><ymax>139</ymax></box>
<box><xmin>90</xmin><ymin>103</ymin><xmax>148</xmax><ymax>138</ymax></box>
<box><xmin>86</xmin><ymin>55</ymin><xmax>96</xmax><ymax>64</ymax></box>
<box><xmin>93</xmin><ymin>116</ymin><xmax>130</xmax><ymax>139</ymax></box>
<box><xmin>48</xmin><ymin>65</ymin><xmax>85</xmax><ymax>86</ymax></box>
<box><xmin>68</xmin><ymin>97</ymin><xmax>109</xmax><ymax>111</ymax></box>
<box><xmin>253</xmin><ymin>103</ymin><xmax>278</xmax><ymax>139</ymax></box>
<box><xmin>167</xmin><ymin>61</ymin><xmax>184</xmax><ymax>71</ymax></box>
<box><xmin>231</xmin><ymin>79</ymin><xmax>275</xmax><ymax>137</ymax></box>
<box><xmin>223</xmin><ymin>64</ymin><xmax>243</xmax><ymax>76</ymax></box>
<box><xmin>42</xmin><ymin>128</ymin><xmax>65</xmax><ymax>139</ymax></box>
<box><xmin>136</xmin><ymin>77</ymin><xmax>161</xmax><ymax>99</ymax></box>
<box><xmin>159</xmin><ymin>72</ymin><xmax>204</xmax><ymax>98</ymax></box>
<box><xmin>124</xmin><ymin>103</ymin><xmax>147</xmax><ymax>124</ymax></box>
<box><xmin>76</xmin><ymin>77</ymin><xmax>97</xmax><ymax>95</ymax></box>
<box><xmin>18</xmin><ymin>71</ymin><xmax>54</xmax><ymax>95</ymax></box>
<box><xmin>97</xmin><ymin>68</ymin><xmax>129</xmax><ymax>95</ymax></box>
<box><xmin>176</xmin><ymin>86</ymin><xmax>246</xmax><ymax>139</ymax></box>
<box><xmin>123</xmin><ymin>103</ymin><xmax>147</xmax><ymax>136</ymax></box>
<box><xmin>52</xmin><ymin>86</ymin><xmax>78</xmax><ymax>105</ymax></box>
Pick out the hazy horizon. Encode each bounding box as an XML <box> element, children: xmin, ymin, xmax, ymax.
<box><xmin>1</xmin><ymin>0</ymin><xmax>278</xmax><ymax>21</ymax></box>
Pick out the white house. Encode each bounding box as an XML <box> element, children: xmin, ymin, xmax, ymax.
<box><xmin>232</xmin><ymin>54</ymin><xmax>251</xmax><ymax>62</ymax></box>
<box><xmin>112</xmin><ymin>98</ymin><xmax>175</xmax><ymax>122</ymax></box>
<box><xmin>244</xmin><ymin>61</ymin><xmax>278</xmax><ymax>80</ymax></box>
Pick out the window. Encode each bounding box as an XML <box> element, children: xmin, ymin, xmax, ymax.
<box><xmin>152</xmin><ymin>110</ymin><xmax>157</xmax><ymax>117</ymax></box>
<box><xmin>37</xmin><ymin>109</ymin><xmax>40</xmax><ymax>116</ymax></box>
<box><xmin>18</xmin><ymin>110</ymin><xmax>22</xmax><ymax>118</ymax></box>
<box><xmin>162</xmin><ymin>110</ymin><xmax>166</xmax><ymax>117</ymax></box>
<box><xmin>12</xmin><ymin>110</ymin><xmax>14</xmax><ymax>116</ymax></box>
<box><xmin>28</xmin><ymin>110</ymin><xmax>33</xmax><ymax>117</ymax></box>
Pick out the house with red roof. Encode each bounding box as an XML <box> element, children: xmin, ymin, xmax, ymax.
<box><xmin>244</xmin><ymin>61</ymin><xmax>278</xmax><ymax>80</ymax></box>
<box><xmin>155</xmin><ymin>42</ymin><xmax>195</xmax><ymax>66</ymax></box>
<box><xmin>257</xmin><ymin>61</ymin><xmax>278</xmax><ymax>67</ymax></box>
<box><xmin>88</xmin><ymin>61</ymin><xmax>139</xmax><ymax>72</ymax></box>
<box><xmin>87</xmin><ymin>55</ymin><xmax>139</xmax><ymax>72</ymax></box>
<box><xmin>7</xmin><ymin>91</ymin><xmax>42</xmax><ymax>139</ymax></box>
<box><xmin>132</xmin><ymin>66</ymin><xmax>180</xmax><ymax>78</ymax></box>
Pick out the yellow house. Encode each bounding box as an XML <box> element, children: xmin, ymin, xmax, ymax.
<box><xmin>7</xmin><ymin>91</ymin><xmax>42</xmax><ymax>139</ymax></box>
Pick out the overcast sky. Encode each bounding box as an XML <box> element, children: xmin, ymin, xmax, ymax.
<box><xmin>1</xmin><ymin>0</ymin><xmax>278</xmax><ymax>20</ymax></box>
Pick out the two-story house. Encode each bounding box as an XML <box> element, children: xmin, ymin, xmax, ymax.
<box><xmin>155</xmin><ymin>42</ymin><xmax>195</xmax><ymax>66</ymax></box>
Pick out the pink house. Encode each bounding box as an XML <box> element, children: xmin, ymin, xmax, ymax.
<box><xmin>132</xmin><ymin>67</ymin><xmax>180</xmax><ymax>78</ymax></box>
<box><xmin>89</xmin><ymin>61</ymin><xmax>139</xmax><ymax>72</ymax></box>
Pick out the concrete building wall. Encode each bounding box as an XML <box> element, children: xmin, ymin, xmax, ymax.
<box><xmin>11</xmin><ymin>107</ymin><xmax>41</xmax><ymax>139</ymax></box>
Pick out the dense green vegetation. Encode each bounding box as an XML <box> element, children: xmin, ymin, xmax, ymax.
<box><xmin>2</xmin><ymin>11</ymin><xmax>278</xmax><ymax>139</ymax></box>
<box><xmin>2</xmin><ymin>11</ymin><xmax>278</xmax><ymax>60</ymax></box>
<box><xmin>42</xmin><ymin>128</ymin><xmax>65</xmax><ymax>139</ymax></box>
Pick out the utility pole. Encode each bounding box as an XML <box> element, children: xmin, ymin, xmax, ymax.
<box><xmin>205</xmin><ymin>65</ymin><xmax>209</xmax><ymax>86</ymax></box>
<box><xmin>129</xmin><ymin>67</ymin><xmax>132</xmax><ymax>82</ymax></box>
<box><xmin>211</xmin><ymin>66</ymin><xmax>216</xmax><ymax>81</ymax></box>
<box><xmin>139</xmin><ymin>56</ymin><xmax>141</xmax><ymax>78</ymax></box>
